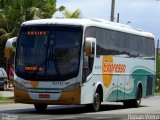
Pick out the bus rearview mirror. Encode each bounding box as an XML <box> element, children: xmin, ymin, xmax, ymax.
<box><xmin>84</xmin><ymin>37</ymin><xmax>96</xmax><ymax>56</ymax></box>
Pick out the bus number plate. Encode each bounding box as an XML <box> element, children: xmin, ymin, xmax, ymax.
<box><xmin>39</xmin><ymin>94</ymin><xmax>50</xmax><ymax>99</ymax></box>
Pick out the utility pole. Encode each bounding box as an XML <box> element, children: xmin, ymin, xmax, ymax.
<box><xmin>117</xmin><ymin>13</ymin><xmax>119</xmax><ymax>23</ymax></box>
<box><xmin>110</xmin><ymin>0</ymin><xmax>115</xmax><ymax>22</ymax></box>
<box><xmin>157</xmin><ymin>39</ymin><xmax>159</xmax><ymax>58</ymax></box>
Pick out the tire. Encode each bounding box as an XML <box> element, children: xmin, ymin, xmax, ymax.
<box><xmin>34</xmin><ymin>104</ymin><xmax>47</xmax><ymax>112</ymax></box>
<box><xmin>86</xmin><ymin>91</ymin><xmax>101</xmax><ymax>112</ymax></box>
<box><xmin>133</xmin><ymin>87</ymin><xmax>142</xmax><ymax>107</ymax></box>
<box><xmin>2</xmin><ymin>83</ymin><xmax>7</xmax><ymax>91</ymax></box>
<box><xmin>123</xmin><ymin>87</ymin><xmax>142</xmax><ymax>108</ymax></box>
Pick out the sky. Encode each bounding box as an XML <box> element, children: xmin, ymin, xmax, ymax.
<box><xmin>56</xmin><ymin>0</ymin><xmax>160</xmax><ymax>46</ymax></box>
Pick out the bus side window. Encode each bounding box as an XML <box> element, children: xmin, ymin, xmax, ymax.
<box><xmin>83</xmin><ymin>55</ymin><xmax>89</xmax><ymax>83</ymax></box>
<box><xmin>89</xmin><ymin>42</ymin><xmax>95</xmax><ymax>71</ymax></box>
<box><xmin>84</xmin><ymin>56</ymin><xmax>89</xmax><ymax>69</ymax></box>
<box><xmin>89</xmin><ymin>56</ymin><xmax>94</xmax><ymax>72</ymax></box>
<box><xmin>83</xmin><ymin>55</ymin><xmax>94</xmax><ymax>82</ymax></box>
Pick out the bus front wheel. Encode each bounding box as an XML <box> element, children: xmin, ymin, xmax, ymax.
<box><xmin>34</xmin><ymin>104</ymin><xmax>47</xmax><ymax>112</ymax></box>
<box><xmin>86</xmin><ymin>91</ymin><xmax>101</xmax><ymax>112</ymax></box>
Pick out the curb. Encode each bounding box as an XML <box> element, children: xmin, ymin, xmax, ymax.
<box><xmin>0</xmin><ymin>89</ymin><xmax>14</xmax><ymax>98</ymax></box>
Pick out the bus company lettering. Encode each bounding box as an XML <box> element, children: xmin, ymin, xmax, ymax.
<box><xmin>104</xmin><ymin>62</ymin><xmax>126</xmax><ymax>73</ymax></box>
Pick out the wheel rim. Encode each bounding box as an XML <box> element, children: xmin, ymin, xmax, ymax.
<box><xmin>137</xmin><ymin>89</ymin><xmax>142</xmax><ymax>106</ymax></box>
<box><xmin>94</xmin><ymin>93</ymin><xmax>100</xmax><ymax>111</ymax></box>
<box><xmin>3</xmin><ymin>84</ymin><xmax>7</xmax><ymax>90</ymax></box>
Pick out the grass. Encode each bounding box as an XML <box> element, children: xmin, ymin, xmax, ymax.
<box><xmin>155</xmin><ymin>92</ymin><xmax>160</xmax><ymax>96</ymax></box>
<box><xmin>0</xmin><ymin>96</ymin><xmax>14</xmax><ymax>103</ymax></box>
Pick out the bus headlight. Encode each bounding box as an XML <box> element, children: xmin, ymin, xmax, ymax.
<box><xmin>63</xmin><ymin>82</ymin><xmax>80</xmax><ymax>92</ymax></box>
<box><xmin>14</xmin><ymin>81</ymin><xmax>27</xmax><ymax>90</ymax></box>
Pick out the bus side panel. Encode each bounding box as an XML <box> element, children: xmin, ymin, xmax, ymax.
<box><xmin>124</xmin><ymin>75</ymin><xmax>155</xmax><ymax>100</ymax></box>
<box><xmin>146</xmin><ymin>75</ymin><xmax>155</xmax><ymax>96</ymax></box>
<box><xmin>123</xmin><ymin>60</ymin><xmax>155</xmax><ymax>100</ymax></box>
<box><xmin>80</xmin><ymin>77</ymin><xmax>96</xmax><ymax>104</ymax></box>
<box><xmin>81</xmin><ymin>56</ymin><xmax>104</xmax><ymax>104</ymax></box>
<box><xmin>101</xmin><ymin>56</ymin><xmax>155</xmax><ymax>102</ymax></box>
<box><xmin>81</xmin><ymin>56</ymin><xmax>155</xmax><ymax>104</ymax></box>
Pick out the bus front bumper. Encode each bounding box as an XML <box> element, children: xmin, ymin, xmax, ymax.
<box><xmin>14</xmin><ymin>86</ymin><xmax>81</xmax><ymax>105</ymax></box>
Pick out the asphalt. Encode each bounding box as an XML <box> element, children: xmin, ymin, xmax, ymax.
<box><xmin>0</xmin><ymin>96</ymin><xmax>160</xmax><ymax>120</ymax></box>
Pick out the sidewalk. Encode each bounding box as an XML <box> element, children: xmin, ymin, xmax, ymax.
<box><xmin>0</xmin><ymin>86</ymin><xmax>14</xmax><ymax>98</ymax></box>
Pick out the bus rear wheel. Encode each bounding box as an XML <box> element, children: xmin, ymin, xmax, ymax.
<box><xmin>133</xmin><ymin>87</ymin><xmax>142</xmax><ymax>107</ymax></box>
<box><xmin>123</xmin><ymin>87</ymin><xmax>142</xmax><ymax>108</ymax></box>
<box><xmin>34</xmin><ymin>104</ymin><xmax>47</xmax><ymax>112</ymax></box>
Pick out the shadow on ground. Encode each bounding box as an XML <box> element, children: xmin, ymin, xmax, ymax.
<box><xmin>0</xmin><ymin>104</ymin><xmax>147</xmax><ymax>115</ymax></box>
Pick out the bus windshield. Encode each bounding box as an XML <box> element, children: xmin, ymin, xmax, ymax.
<box><xmin>15</xmin><ymin>26</ymin><xmax>83</xmax><ymax>81</ymax></box>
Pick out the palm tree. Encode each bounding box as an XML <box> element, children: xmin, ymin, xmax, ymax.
<box><xmin>63</xmin><ymin>8</ymin><xmax>81</xmax><ymax>18</ymax></box>
<box><xmin>0</xmin><ymin>0</ymin><xmax>57</xmax><ymax>38</ymax></box>
<box><xmin>0</xmin><ymin>0</ymin><xmax>12</xmax><ymax>8</ymax></box>
<box><xmin>0</xmin><ymin>0</ymin><xmax>57</xmax><ymax>66</ymax></box>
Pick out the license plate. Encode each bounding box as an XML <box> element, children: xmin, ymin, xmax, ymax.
<box><xmin>39</xmin><ymin>94</ymin><xmax>50</xmax><ymax>99</ymax></box>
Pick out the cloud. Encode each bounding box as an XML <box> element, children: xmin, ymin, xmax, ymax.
<box><xmin>57</xmin><ymin>0</ymin><xmax>160</xmax><ymax>41</ymax></box>
<box><xmin>115</xmin><ymin>0</ymin><xmax>160</xmax><ymax>39</ymax></box>
<box><xmin>57</xmin><ymin>0</ymin><xmax>111</xmax><ymax>18</ymax></box>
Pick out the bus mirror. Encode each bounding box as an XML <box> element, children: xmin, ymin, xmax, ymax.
<box><xmin>4</xmin><ymin>37</ymin><xmax>17</xmax><ymax>59</ymax></box>
<box><xmin>85</xmin><ymin>37</ymin><xmax>96</xmax><ymax>56</ymax></box>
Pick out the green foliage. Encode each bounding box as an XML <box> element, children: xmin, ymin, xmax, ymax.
<box><xmin>0</xmin><ymin>0</ymin><xmax>11</xmax><ymax>8</ymax></box>
<box><xmin>38</xmin><ymin>0</ymin><xmax>57</xmax><ymax>18</ymax></box>
<box><xmin>155</xmin><ymin>92</ymin><xmax>160</xmax><ymax>96</ymax></box>
<box><xmin>0</xmin><ymin>0</ymin><xmax>57</xmax><ymax>66</ymax></box>
<box><xmin>0</xmin><ymin>96</ymin><xmax>14</xmax><ymax>103</ymax></box>
<box><xmin>156</xmin><ymin>54</ymin><xmax>160</xmax><ymax>91</ymax></box>
<box><xmin>58</xmin><ymin>6</ymin><xmax>65</xmax><ymax>12</ymax></box>
<box><xmin>157</xmin><ymin>55</ymin><xmax>160</xmax><ymax>78</ymax></box>
<box><xmin>0</xmin><ymin>0</ymin><xmax>57</xmax><ymax>38</ymax></box>
<box><xmin>63</xmin><ymin>8</ymin><xmax>81</xmax><ymax>18</ymax></box>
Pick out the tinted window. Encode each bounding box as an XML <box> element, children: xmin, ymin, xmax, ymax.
<box><xmin>85</xmin><ymin>27</ymin><xmax>155</xmax><ymax>58</ymax></box>
<box><xmin>16</xmin><ymin>26</ymin><xmax>83</xmax><ymax>81</ymax></box>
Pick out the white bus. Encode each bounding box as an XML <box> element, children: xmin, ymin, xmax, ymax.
<box><xmin>14</xmin><ymin>19</ymin><xmax>155</xmax><ymax>112</ymax></box>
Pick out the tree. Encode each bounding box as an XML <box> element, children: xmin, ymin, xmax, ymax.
<box><xmin>0</xmin><ymin>0</ymin><xmax>57</xmax><ymax>67</ymax></box>
<box><xmin>63</xmin><ymin>8</ymin><xmax>81</xmax><ymax>18</ymax></box>
<box><xmin>0</xmin><ymin>0</ymin><xmax>56</xmax><ymax>36</ymax></box>
<box><xmin>157</xmin><ymin>54</ymin><xmax>160</xmax><ymax>91</ymax></box>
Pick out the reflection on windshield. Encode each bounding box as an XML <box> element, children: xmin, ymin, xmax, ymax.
<box><xmin>15</xmin><ymin>26</ymin><xmax>83</xmax><ymax>80</ymax></box>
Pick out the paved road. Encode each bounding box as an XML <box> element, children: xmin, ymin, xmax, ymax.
<box><xmin>0</xmin><ymin>96</ymin><xmax>160</xmax><ymax>120</ymax></box>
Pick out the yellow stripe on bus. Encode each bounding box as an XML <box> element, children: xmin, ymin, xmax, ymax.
<box><xmin>102</xmin><ymin>56</ymin><xmax>113</xmax><ymax>88</ymax></box>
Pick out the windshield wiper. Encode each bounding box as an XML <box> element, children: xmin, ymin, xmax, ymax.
<box><xmin>46</xmin><ymin>47</ymin><xmax>60</xmax><ymax>76</ymax></box>
<box><xmin>32</xmin><ymin>38</ymin><xmax>60</xmax><ymax>78</ymax></box>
